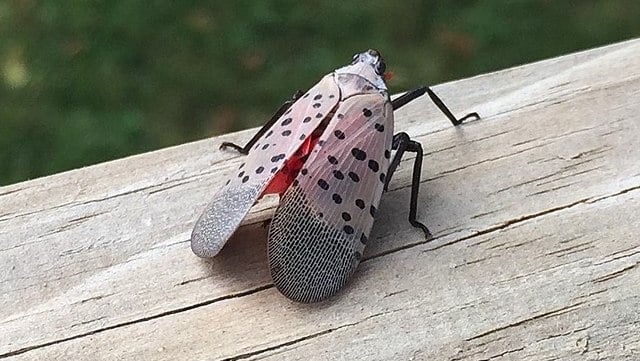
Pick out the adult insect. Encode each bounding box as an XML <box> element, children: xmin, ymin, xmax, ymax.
<box><xmin>191</xmin><ymin>49</ymin><xmax>479</xmax><ymax>303</ymax></box>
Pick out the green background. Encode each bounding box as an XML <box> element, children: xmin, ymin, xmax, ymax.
<box><xmin>1</xmin><ymin>1</ymin><xmax>639</xmax><ymax>186</ymax></box>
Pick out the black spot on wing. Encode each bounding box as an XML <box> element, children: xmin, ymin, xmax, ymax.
<box><xmin>281</xmin><ymin>118</ymin><xmax>293</xmax><ymax>126</ymax></box>
<box><xmin>318</xmin><ymin>179</ymin><xmax>329</xmax><ymax>190</ymax></box>
<box><xmin>271</xmin><ymin>153</ymin><xmax>286</xmax><ymax>162</ymax></box>
<box><xmin>368</xmin><ymin>159</ymin><xmax>379</xmax><ymax>172</ymax></box>
<box><xmin>351</xmin><ymin>148</ymin><xmax>366</xmax><ymax>161</ymax></box>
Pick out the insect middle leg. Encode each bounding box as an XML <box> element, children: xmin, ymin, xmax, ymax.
<box><xmin>220</xmin><ymin>90</ymin><xmax>304</xmax><ymax>155</ymax></box>
<box><xmin>384</xmin><ymin>132</ymin><xmax>432</xmax><ymax>239</ymax></box>
<box><xmin>392</xmin><ymin>86</ymin><xmax>480</xmax><ymax>126</ymax></box>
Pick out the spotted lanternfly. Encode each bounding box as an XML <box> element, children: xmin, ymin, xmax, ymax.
<box><xmin>191</xmin><ymin>49</ymin><xmax>479</xmax><ymax>303</ymax></box>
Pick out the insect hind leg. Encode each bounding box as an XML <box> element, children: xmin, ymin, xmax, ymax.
<box><xmin>220</xmin><ymin>90</ymin><xmax>304</xmax><ymax>155</ymax></box>
<box><xmin>392</xmin><ymin>86</ymin><xmax>480</xmax><ymax>126</ymax></box>
<box><xmin>384</xmin><ymin>132</ymin><xmax>432</xmax><ymax>239</ymax></box>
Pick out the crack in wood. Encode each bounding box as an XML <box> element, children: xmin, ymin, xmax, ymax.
<box><xmin>573</xmin><ymin>288</ymin><xmax>610</xmax><ymax>302</ymax></box>
<box><xmin>383</xmin><ymin>289</ymin><xmax>408</xmax><ymax>298</ymax></box>
<box><xmin>535</xmin><ymin>166</ymin><xmax>602</xmax><ymax>187</ymax></box>
<box><xmin>432</xmin><ymin>143</ymin><xmax>545</xmax><ymax>179</ymax></box>
<box><xmin>0</xmin><ymin>187</ymin><xmax>25</xmax><ymax>197</ymax></box>
<box><xmin>511</xmin><ymin>137</ymin><xmax>541</xmax><ymax>147</ymax></box>
<box><xmin>422</xmin><ymin>143</ymin><xmax>458</xmax><ymax>157</ymax></box>
<box><xmin>481</xmin><ymin>346</ymin><xmax>526</xmax><ymax>360</ymax></box>
<box><xmin>526</xmin><ymin>182</ymin><xmax>577</xmax><ymax>197</ymax></box>
<box><xmin>74</xmin><ymin>293</ymin><xmax>116</xmax><ymax>305</ymax></box>
<box><xmin>470</xmin><ymin>208</ymin><xmax>504</xmax><ymax>220</ymax></box>
<box><xmin>220</xmin><ymin>310</ymin><xmax>397</xmax><ymax>361</ymax></box>
<box><xmin>490</xmin><ymin>260</ymin><xmax>584</xmax><ymax>287</ymax></box>
<box><xmin>147</xmin><ymin>180</ymin><xmax>192</xmax><ymax>195</ymax></box>
<box><xmin>534</xmin><ymin>323</ymin><xmax>593</xmax><ymax>344</ymax></box>
<box><xmin>453</xmin><ymin>254</ymin><xmax>499</xmax><ymax>268</ymax></box>
<box><xmin>0</xmin><ymin>284</ymin><xmax>273</xmax><ymax>358</ymax></box>
<box><xmin>40</xmin><ymin>210</ymin><xmax>109</xmax><ymax>239</ymax></box>
<box><xmin>545</xmin><ymin>241</ymin><xmax>596</xmax><ymax>257</ymax></box>
<box><xmin>465</xmin><ymin>129</ymin><xmax>515</xmax><ymax>144</ymax></box>
<box><xmin>70</xmin><ymin>316</ymin><xmax>106</xmax><ymax>329</ymax></box>
<box><xmin>177</xmin><ymin>275</ymin><xmax>211</xmax><ymax>286</ymax></box>
<box><xmin>596</xmin><ymin>246</ymin><xmax>640</xmax><ymax>264</ymax></box>
<box><xmin>592</xmin><ymin>263</ymin><xmax>639</xmax><ymax>284</ymax></box>
<box><xmin>465</xmin><ymin>301</ymin><xmax>586</xmax><ymax>342</ymax></box>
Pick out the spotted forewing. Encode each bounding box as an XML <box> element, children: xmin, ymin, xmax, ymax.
<box><xmin>269</xmin><ymin>90</ymin><xmax>393</xmax><ymax>302</ymax></box>
<box><xmin>191</xmin><ymin>75</ymin><xmax>339</xmax><ymax>257</ymax></box>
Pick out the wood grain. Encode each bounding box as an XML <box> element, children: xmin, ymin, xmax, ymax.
<box><xmin>1</xmin><ymin>39</ymin><xmax>639</xmax><ymax>360</ymax></box>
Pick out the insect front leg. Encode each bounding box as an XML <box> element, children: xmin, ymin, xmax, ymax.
<box><xmin>384</xmin><ymin>132</ymin><xmax>432</xmax><ymax>239</ymax></box>
<box><xmin>220</xmin><ymin>90</ymin><xmax>304</xmax><ymax>155</ymax></box>
<box><xmin>392</xmin><ymin>86</ymin><xmax>480</xmax><ymax>126</ymax></box>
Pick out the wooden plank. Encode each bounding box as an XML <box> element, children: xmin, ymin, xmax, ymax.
<box><xmin>1</xmin><ymin>38</ymin><xmax>639</xmax><ymax>360</ymax></box>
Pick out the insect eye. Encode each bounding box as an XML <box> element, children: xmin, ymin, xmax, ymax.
<box><xmin>376</xmin><ymin>60</ymin><xmax>386</xmax><ymax>75</ymax></box>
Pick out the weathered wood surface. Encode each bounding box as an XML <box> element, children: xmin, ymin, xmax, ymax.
<box><xmin>1</xmin><ymin>39</ymin><xmax>640</xmax><ymax>360</ymax></box>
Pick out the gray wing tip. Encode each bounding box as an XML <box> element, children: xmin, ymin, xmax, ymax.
<box><xmin>190</xmin><ymin>184</ymin><xmax>264</xmax><ymax>258</ymax></box>
<box><xmin>191</xmin><ymin>225</ymin><xmax>224</xmax><ymax>258</ymax></box>
<box><xmin>267</xmin><ymin>187</ymin><xmax>363</xmax><ymax>303</ymax></box>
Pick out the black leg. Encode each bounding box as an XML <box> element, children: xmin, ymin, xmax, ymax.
<box><xmin>384</xmin><ymin>132</ymin><xmax>432</xmax><ymax>239</ymax></box>
<box><xmin>220</xmin><ymin>90</ymin><xmax>304</xmax><ymax>155</ymax></box>
<box><xmin>392</xmin><ymin>86</ymin><xmax>480</xmax><ymax>126</ymax></box>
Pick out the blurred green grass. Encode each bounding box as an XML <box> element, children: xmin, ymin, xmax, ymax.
<box><xmin>1</xmin><ymin>0</ymin><xmax>639</xmax><ymax>186</ymax></box>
